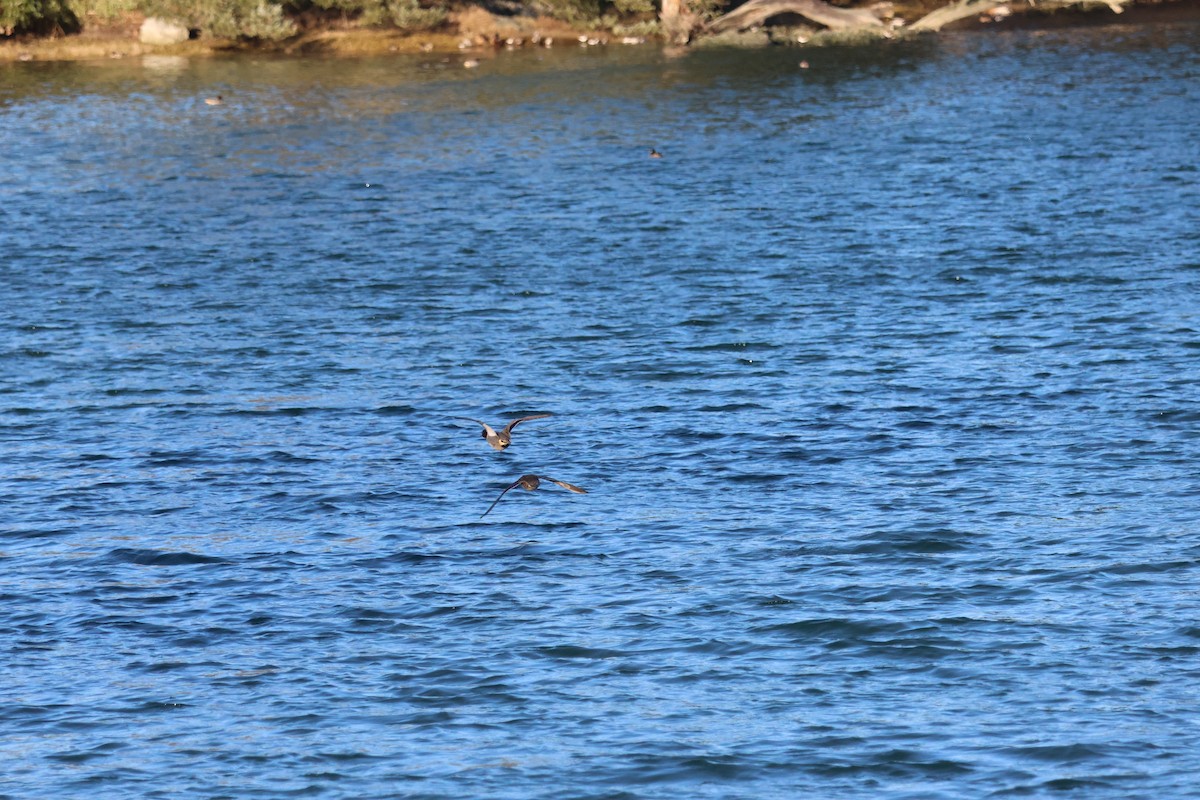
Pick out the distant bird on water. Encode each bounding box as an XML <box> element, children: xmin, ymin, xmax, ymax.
<box><xmin>649</xmin><ymin>148</ymin><xmax>663</xmax><ymax>158</ymax></box>
<box><xmin>204</xmin><ymin>95</ymin><xmax>224</xmax><ymax>106</ymax></box>
<box><xmin>481</xmin><ymin>474</ymin><xmax>588</xmax><ymax>518</ymax></box>
<box><xmin>455</xmin><ymin>413</ymin><xmax>552</xmax><ymax>451</ymax></box>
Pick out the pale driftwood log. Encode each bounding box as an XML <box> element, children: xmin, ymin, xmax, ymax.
<box><xmin>908</xmin><ymin>0</ymin><xmax>998</xmax><ymax>30</ymax></box>
<box><xmin>707</xmin><ymin>0</ymin><xmax>884</xmax><ymax>33</ymax></box>
<box><xmin>909</xmin><ymin>0</ymin><xmax>1129</xmax><ymax>31</ymax></box>
<box><xmin>1038</xmin><ymin>0</ymin><xmax>1130</xmax><ymax>13</ymax></box>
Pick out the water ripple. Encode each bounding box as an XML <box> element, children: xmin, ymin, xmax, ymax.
<box><xmin>3</xmin><ymin>23</ymin><xmax>1200</xmax><ymax>800</ymax></box>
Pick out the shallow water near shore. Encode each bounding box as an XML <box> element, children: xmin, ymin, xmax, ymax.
<box><xmin>3</xmin><ymin>22</ymin><xmax>1200</xmax><ymax>798</ymax></box>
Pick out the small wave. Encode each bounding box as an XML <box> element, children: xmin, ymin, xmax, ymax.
<box><xmin>684</xmin><ymin>342</ymin><xmax>782</xmax><ymax>353</ymax></box>
<box><xmin>103</xmin><ymin>548</ymin><xmax>229</xmax><ymax>566</ymax></box>
<box><xmin>696</xmin><ymin>402</ymin><xmax>766</xmax><ymax>412</ymax></box>
<box><xmin>353</xmin><ymin>551</ymin><xmax>449</xmax><ymax>567</ymax></box>
<box><xmin>374</xmin><ymin>404</ymin><xmax>416</xmax><ymax>416</ymax></box>
<box><xmin>1000</xmin><ymin>743</ymin><xmax>1116</xmax><ymax>763</ymax></box>
<box><xmin>535</xmin><ymin>644</ymin><xmax>627</xmax><ymax>660</ymax></box>
<box><xmin>141</xmin><ymin>450</ymin><xmax>215</xmax><ymax>467</ymax></box>
<box><xmin>756</xmin><ymin>617</ymin><xmax>908</xmax><ymax>640</ymax></box>
<box><xmin>229</xmin><ymin>406</ymin><xmax>321</xmax><ymax>417</ymax></box>
<box><xmin>849</xmin><ymin>530</ymin><xmax>973</xmax><ymax>555</ymax></box>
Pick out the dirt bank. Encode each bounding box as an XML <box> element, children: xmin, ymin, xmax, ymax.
<box><xmin>1</xmin><ymin>0</ymin><xmax>1195</xmax><ymax>63</ymax></box>
<box><xmin>0</xmin><ymin>7</ymin><xmax>608</xmax><ymax>62</ymax></box>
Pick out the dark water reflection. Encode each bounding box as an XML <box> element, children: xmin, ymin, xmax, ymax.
<box><xmin>3</xmin><ymin>20</ymin><xmax>1200</xmax><ymax>799</ymax></box>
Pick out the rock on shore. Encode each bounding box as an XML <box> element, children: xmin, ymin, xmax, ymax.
<box><xmin>139</xmin><ymin>17</ymin><xmax>189</xmax><ymax>46</ymax></box>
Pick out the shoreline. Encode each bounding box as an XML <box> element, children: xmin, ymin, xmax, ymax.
<box><xmin>1</xmin><ymin>0</ymin><xmax>1197</xmax><ymax>63</ymax></box>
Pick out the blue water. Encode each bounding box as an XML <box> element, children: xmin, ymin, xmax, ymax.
<box><xmin>3</xmin><ymin>21</ymin><xmax>1200</xmax><ymax>798</ymax></box>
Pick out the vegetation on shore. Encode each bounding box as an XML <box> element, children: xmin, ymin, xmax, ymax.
<box><xmin>1</xmin><ymin>0</ymin><xmax>657</xmax><ymax>39</ymax></box>
<box><xmin>0</xmin><ymin>0</ymin><xmax>1191</xmax><ymax>57</ymax></box>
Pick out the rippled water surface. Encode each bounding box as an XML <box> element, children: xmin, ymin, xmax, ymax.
<box><xmin>3</xmin><ymin>21</ymin><xmax>1200</xmax><ymax>798</ymax></box>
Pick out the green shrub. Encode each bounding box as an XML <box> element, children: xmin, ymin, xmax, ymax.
<box><xmin>66</xmin><ymin>0</ymin><xmax>139</xmax><ymax>23</ymax></box>
<box><xmin>376</xmin><ymin>0</ymin><xmax>445</xmax><ymax>30</ymax></box>
<box><xmin>528</xmin><ymin>0</ymin><xmax>665</xmax><ymax>26</ymax></box>
<box><xmin>307</xmin><ymin>0</ymin><xmax>445</xmax><ymax>31</ymax></box>
<box><xmin>686</xmin><ymin>0</ymin><xmax>725</xmax><ymax>22</ymax></box>
<box><xmin>612</xmin><ymin>18</ymin><xmax>661</xmax><ymax>35</ymax></box>
<box><xmin>610</xmin><ymin>0</ymin><xmax>654</xmax><ymax>14</ymax></box>
<box><xmin>528</xmin><ymin>0</ymin><xmax>602</xmax><ymax>24</ymax></box>
<box><xmin>1</xmin><ymin>0</ymin><xmax>80</xmax><ymax>34</ymax></box>
<box><xmin>140</xmin><ymin>0</ymin><xmax>297</xmax><ymax>39</ymax></box>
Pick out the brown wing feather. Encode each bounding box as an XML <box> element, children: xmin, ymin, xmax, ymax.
<box><xmin>544</xmin><ymin>477</ymin><xmax>587</xmax><ymax>494</ymax></box>
<box><xmin>480</xmin><ymin>480</ymin><xmax>522</xmax><ymax>518</ymax></box>
<box><xmin>501</xmin><ymin>413</ymin><xmax>552</xmax><ymax>435</ymax></box>
<box><xmin>454</xmin><ymin>417</ymin><xmax>498</xmax><ymax>438</ymax></box>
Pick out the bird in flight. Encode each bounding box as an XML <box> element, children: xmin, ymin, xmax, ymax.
<box><xmin>455</xmin><ymin>413</ymin><xmax>552</xmax><ymax>451</ymax></box>
<box><xmin>480</xmin><ymin>474</ymin><xmax>587</xmax><ymax>518</ymax></box>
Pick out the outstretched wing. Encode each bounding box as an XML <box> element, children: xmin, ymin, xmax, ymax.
<box><xmin>480</xmin><ymin>480</ymin><xmax>521</xmax><ymax>518</ymax></box>
<box><xmin>501</xmin><ymin>413</ymin><xmax>552</xmax><ymax>435</ymax></box>
<box><xmin>544</xmin><ymin>477</ymin><xmax>587</xmax><ymax>494</ymax></box>
<box><xmin>454</xmin><ymin>417</ymin><xmax>498</xmax><ymax>439</ymax></box>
